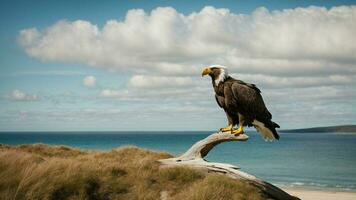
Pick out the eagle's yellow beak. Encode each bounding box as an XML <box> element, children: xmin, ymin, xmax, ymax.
<box><xmin>201</xmin><ymin>67</ymin><xmax>212</xmax><ymax>77</ymax></box>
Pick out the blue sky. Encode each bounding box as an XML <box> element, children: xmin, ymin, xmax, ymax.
<box><xmin>1</xmin><ymin>0</ymin><xmax>356</xmax><ymax>131</ymax></box>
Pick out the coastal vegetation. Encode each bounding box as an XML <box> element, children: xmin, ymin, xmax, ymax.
<box><xmin>0</xmin><ymin>144</ymin><xmax>268</xmax><ymax>200</ymax></box>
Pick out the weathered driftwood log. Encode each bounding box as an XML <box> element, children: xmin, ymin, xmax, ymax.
<box><xmin>159</xmin><ymin>131</ymin><xmax>300</xmax><ymax>200</ymax></box>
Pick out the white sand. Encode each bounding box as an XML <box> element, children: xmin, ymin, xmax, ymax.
<box><xmin>283</xmin><ymin>188</ymin><xmax>356</xmax><ymax>200</ymax></box>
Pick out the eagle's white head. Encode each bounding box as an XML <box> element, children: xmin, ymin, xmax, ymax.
<box><xmin>201</xmin><ymin>65</ymin><xmax>229</xmax><ymax>85</ymax></box>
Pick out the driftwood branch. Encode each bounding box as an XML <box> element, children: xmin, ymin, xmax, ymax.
<box><xmin>159</xmin><ymin>131</ymin><xmax>299</xmax><ymax>200</ymax></box>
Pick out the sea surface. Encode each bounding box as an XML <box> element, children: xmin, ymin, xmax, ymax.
<box><xmin>1</xmin><ymin>131</ymin><xmax>356</xmax><ymax>191</ymax></box>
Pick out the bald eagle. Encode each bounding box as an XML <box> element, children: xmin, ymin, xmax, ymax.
<box><xmin>202</xmin><ymin>65</ymin><xmax>280</xmax><ymax>140</ymax></box>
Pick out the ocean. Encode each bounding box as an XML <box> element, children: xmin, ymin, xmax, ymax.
<box><xmin>1</xmin><ymin>131</ymin><xmax>356</xmax><ymax>191</ymax></box>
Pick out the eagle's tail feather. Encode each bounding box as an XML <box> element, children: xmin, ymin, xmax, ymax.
<box><xmin>272</xmin><ymin>121</ymin><xmax>280</xmax><ymax>128</ymax></box>
<box><xmin>252</xmin><ymin>120</ymin><xmax>280</xmax><ymax>141</ymax></box>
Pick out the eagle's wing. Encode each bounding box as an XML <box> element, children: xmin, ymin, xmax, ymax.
<box><xmin>230</xmin><ymin>80</ymin><xmax>279</xmax><ymax>140</ymax></box>
<box><xmin>230</xmin><ymin>81</ymin><xmax>270</xmax><ymax>120</ymax></box>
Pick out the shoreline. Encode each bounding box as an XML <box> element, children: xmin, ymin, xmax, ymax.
<box><xmin>282</xmin><ymin>187</ymin><xmax>356</xmax><ymax>200</ymax></box>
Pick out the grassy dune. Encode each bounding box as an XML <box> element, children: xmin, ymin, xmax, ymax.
<box><xmin>0</xmin><ymin>144</ymin><xmax>268</xmax><ymax>200</ymax></box>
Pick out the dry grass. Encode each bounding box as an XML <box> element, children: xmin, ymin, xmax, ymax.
<box><xmin>0</xmin><ymin>144</ymin><xmax>269</xmax><ymax>200</ymax></box>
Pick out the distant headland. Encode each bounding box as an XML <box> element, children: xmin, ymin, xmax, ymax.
<box><xmin>281</xmin><ymin>125</ymin><xmax>356</xmax><ymax>133</ymax></box>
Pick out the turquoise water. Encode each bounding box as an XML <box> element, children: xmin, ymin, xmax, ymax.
<box><xmin>1</xmin><ymin>131</ymin><xmax>356</xmax><ymax>191</ymax></box>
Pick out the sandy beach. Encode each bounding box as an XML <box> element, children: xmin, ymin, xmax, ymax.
<box><xmin>283</xmin><ymin>188</ymin><xmax>356</xmax><ymax>200</ymax></box>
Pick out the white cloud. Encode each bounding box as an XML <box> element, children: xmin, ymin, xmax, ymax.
<box><xmin>98</xmin><ymin>86</ymin><xmax>211</xmax><ymax>101</ymax></box>
<box><xmin>99</xmin><ymin>74</ymin><xmax>209</xmax><ymax>101</ymax></box>
<box><xmin>7</xmin><ymin>89</ymin><xmax>38</xmax><ymax>101</ymax></box>
<box><xmin>83</xmin><ymin>75</ymin><xmax>96</xmax><ymax>87</ymax></box>
<box><xmin>17</xmin><ymin>28</ymin><xmax>40</xmax><ymax>47</ymax></box>
<box><xmin>128</xmin><ymin>75</ymin><xmax>196</xmax><ymax>89</ymax></box>
<box><xmin>99</xmin><ymin>89</ymin><xmax>123</xmax><ymax>98</ymax></box>
<box><xmin>17</xmin><ymin>70</ymin><xmax>85</xmax><ymax>76</ymax></box>
<box><xmin>18</xmin><ymin>6</ymin><xmax>356</xmax><ymax>78</ymax></box>
<box><xmin>235</xmin><ymin>74</ymin><xmax>356</xmax><ymax>89</ymax></box>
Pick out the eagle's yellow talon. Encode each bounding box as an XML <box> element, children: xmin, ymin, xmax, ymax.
<box><xmin>220</xmin><ymin>124</ymin><xmax>233</xmax><ymax>132</ymax></box>
<box><xmin>233</xmin><ymin>126</ymin><xmax>244</xmax><ymax>135</ymax></box>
